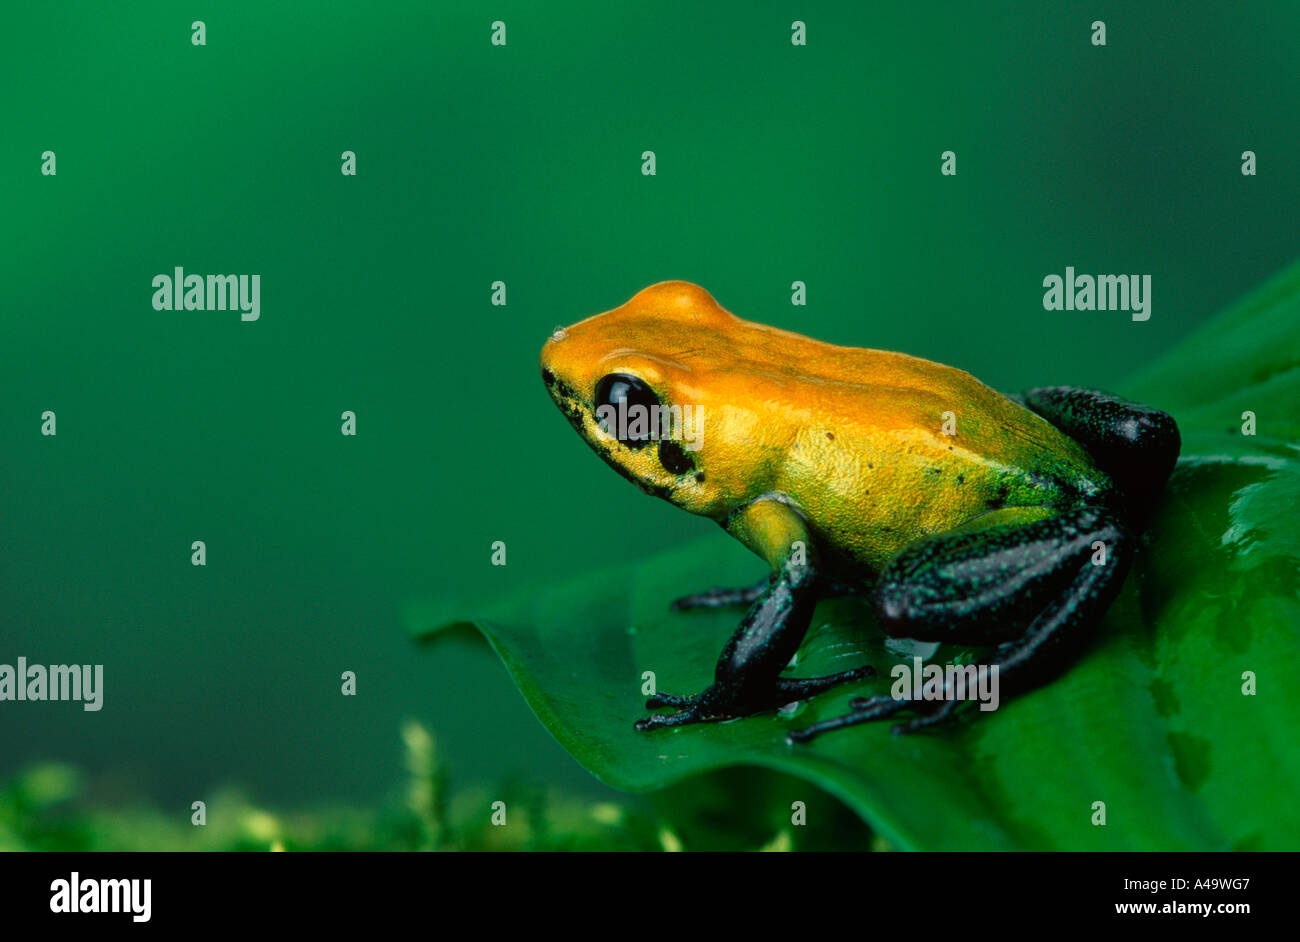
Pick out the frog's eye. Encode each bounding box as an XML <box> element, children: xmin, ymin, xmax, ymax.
<box><xmin>594</xmin><ymin>372</ymin><xmax>660</xmax><ymax>449</ymax></box>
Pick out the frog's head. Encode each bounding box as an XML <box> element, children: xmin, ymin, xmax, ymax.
<box><xmin>541</xmin><ymin>281</ymin><xmax>745</xmax><ymax>517</ymax></box>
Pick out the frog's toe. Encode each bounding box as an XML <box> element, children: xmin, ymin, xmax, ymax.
<box><xmin>634</xmin><ymin>704</ymin><xmax>721</xmax><ymax>731</ymax></box>
<box><xmin>637</xmin><ymin>683</ymin><xmax>766</xmax><ymax>730</ymax></box>
<box><xmin>636</xmin><ymin>689</ymin><xmax>720</xmax><ymax>730</ymax></box>
<box><xmin>644</xmin><ymin>692</ymin><xmax>693</xmax><ymax>709</ymax></box>
<box><xmin>786</xmin><ymin>693</ymin><xmax>911</xmax><ymax>744</ymax></box>
<box><xmin>669</xmin><ymin>577</ymin><xmax>770</xmax><ymax>611</ymax></box>
<box><xmin>890</xmin><ymin>699</ymin><xmax>962</xmax><ymax>735</ymax></box>
<box><xmin>771</xmin><ymin>666</ymin><xmax>875</xmax><ymax>704</ymax></box>
<box><xmin>634</xmin><ymin>712</ymin><xmax>687</xmax><ymax>731</ymax></box>
<box><xmin>846</xmin><ymin>693</ymin><xmax>908</xmax><ymax>717</ymax></box>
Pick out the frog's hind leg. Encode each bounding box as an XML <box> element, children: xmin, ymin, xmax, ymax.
<box><xmin>1021</xmin><ymin>386</ymin><xmax>1181</xmax><ymax>511</ymax></box>
<box><xmin>787</xmin><ymin>505</ymin><xmax>1131</xmax><ymax>743</ymax></box>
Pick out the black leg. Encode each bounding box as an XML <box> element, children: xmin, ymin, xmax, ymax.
<box><xmin>1022</xmin><ymin>386</ymin><xmax>1180</xmax><ymax>509</ymax></box>
<box><xmin>787</xmin><ymin>505</ymin><xmax>1131</xmax><ymax>743</ymax></box>
<box><xmin>637</xmin><ymin>557</ymin><xmax>874</xmax><ymax>731</ymax></box>
<box><xmin>670</xmin><ymin>573</ymin><xmax>868</xmax><ymax>611</ymax></box>
<box><xmin>670</xmin><ymin>576</ymin><xmax>770</xmax><ymax>611</ymax></box>
<box><xmin>872</xmin><ymin>505</ymin><xmax>1099</xmax><ymax>645</ymax></box>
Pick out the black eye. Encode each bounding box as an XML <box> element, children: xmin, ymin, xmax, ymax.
<box><xmin>594</xmin><ymin>373</ymin><xmax>660</xmax><ymax>448</ymax></box>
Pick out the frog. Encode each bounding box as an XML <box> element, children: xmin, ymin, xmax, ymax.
<box><xmin>539</xmin><ymin>281</ymin><xmax>1180</xmax><ymax>743</ymax></box>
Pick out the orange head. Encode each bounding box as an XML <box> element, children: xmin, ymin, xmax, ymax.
<box><xmin>540</xmin><ymin>281</ymin><xmax>770</xmax><ymax>518</ymax></box>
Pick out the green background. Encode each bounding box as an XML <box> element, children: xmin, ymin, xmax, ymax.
<box><xmin>2</xmin><ymin>1</ymin><xmax>1297</xmax><ymax>810</ymax></box>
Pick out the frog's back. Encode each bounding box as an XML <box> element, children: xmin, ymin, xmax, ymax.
<box><xmin>601</xmin><ymin>281</ymin><xmax>1094</xmax><ymax>470</ymax></box>
<box><xmin>556</xmin><ymin>282</ymin><xmax>1110</xmax><ymax>571</ymax></box>
<box><xmin>592</xmin><ymin>283</ymin><xmax>1108</xmax><ymax>570</ymax></box>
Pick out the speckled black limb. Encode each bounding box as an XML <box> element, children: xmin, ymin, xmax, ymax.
<box><xmin>671</xmin><ymin>574</ymin><xmax>867</xmax><ymax>611</ymax></box>
<box><xmin>1022</xmin><ymin>386</ymin><xmax>1180</xmax><ymax>513</ymax></box>
<box><xmin>637</xmin><ymin>558</ymin><xmax>875</xmax><ymax>731</ymax></box>
<box><xmin>787</xmin><ymin>504</ymin><xmax>1131</xmax><ymax>743</ymax></box>
<box><xmin>670</xmin><ymin>576</ymin><xmax>771</xmax><ymax>611</ymax></box>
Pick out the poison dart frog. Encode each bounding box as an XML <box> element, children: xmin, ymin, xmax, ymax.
<box><xmin>540</xmin><ymin>282</ymin><xmax>1180</xmax><ymax>742</ymax></box>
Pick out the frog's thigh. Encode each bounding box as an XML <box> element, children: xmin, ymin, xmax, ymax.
<box><xmin>874</xmin><ymin>504</ymin><xmax>1122</xmax><ymax>646</ymax></box>
<box><xmin>1022</xmin><ymin>385</ymin><xmax>1180</xmax><ymax>503</ymax></box>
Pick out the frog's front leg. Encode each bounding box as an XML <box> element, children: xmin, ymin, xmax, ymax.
<box><xmin>670</xmin><ymin>573</ymin><xmax>868</xmax><ymax>611</ymax></box>
<box><xmin>637</xmin><ymin>555</ymin><xmax>874</xmax><ymax>730</ymax></box>
<box><xmin>637</xmin><ymin>500</ymin><xmax>874</xmax><ymax>732</ymax></box>
<box><xmin>669</xmin><ymin>575</ymin><xmax>770</xmax><ymax>611</ymax></box>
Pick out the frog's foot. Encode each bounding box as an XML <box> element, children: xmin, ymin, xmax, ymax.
<box><xmin>786</xmin><ymin>693</ymin><xmax>962</xmax><ymax>743</ymax></box>
<box><xmin>636</xmin><ymin>666</ymin><xmax>874</xmax><ymax>732</ymax></box>
<box><xmin>634</xmin><ymin>699</ymin><xmax>724</xmax><ymax>730</ymax></box>
<box><xmin>670</xmin><ymin>577</ymin><xmax>770</xmax><ymax>611</ymax></box>
<box><xmin>785</xmin><ymin>693</ymin><xmax>912</xmax><ymax>743</ymax></box>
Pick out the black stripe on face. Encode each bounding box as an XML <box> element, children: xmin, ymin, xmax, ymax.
<box><xmin>658</xmin><ymin>439</ymin><xmax>694</xmax><ymax>475</ymax></box>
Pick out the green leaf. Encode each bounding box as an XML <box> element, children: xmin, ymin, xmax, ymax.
<box><xmin>433</xmin><ymin>261</ymin><xmax>1300</xmax><ymax>850</ymax></box>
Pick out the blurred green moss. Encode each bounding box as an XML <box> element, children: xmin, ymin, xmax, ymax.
<box><xmin>0</xmin><ymin>720</ymin><xmax>874</xmax><ymax>851</ymax></box>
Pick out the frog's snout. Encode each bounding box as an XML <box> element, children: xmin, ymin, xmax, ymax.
<box><xmin>540</xmin><ymin>345</ymin><xmax>593</xmax><ymax>442</ymax></box>
<box><xmin>539</xmin><ymin>323</ymin><xmax>572</xmax><ymax>395</ymax></box>
<box><xmin>540</xmin><ymin>363</ymin><xmax>576</xmax><ymax>415</ymax></box>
